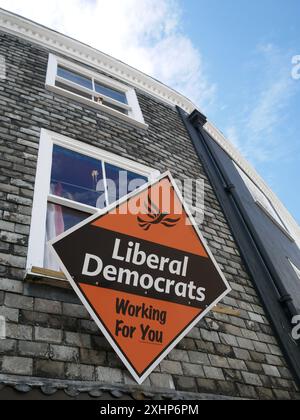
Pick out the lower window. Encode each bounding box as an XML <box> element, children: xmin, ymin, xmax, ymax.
<box><xmin>27</xmin><ymin>129</ymin><xmax>159</xmax><ymax>277</ymax></box>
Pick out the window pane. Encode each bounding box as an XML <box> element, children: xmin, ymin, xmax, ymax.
<box><xmin>95</xmin><ymin>81</ymin><xmax>127</xmax><ymax>104</ymax></box>
<box><xmin>57</xmin><ymin>66</ymin><xmax>93</xmax><ymax>90</ymax></box>
<box><xmin>290</xmin><ymin>260</ymin><xmax>300</xmax><ymax>282</ymax></box>
<box><xmin>51</xmin><ymin>145</ymin><xmax>106</xmax><ymax>208</ymax></box>
<box><xmin>234</xmin><ymin>163</ymin><xmax>286</xmax><ymax>229</ymax></box>
<box><xmin>105</xmin><ymin>163</ymin><xmax>148</xmax><ymax>204</ymax></box>
<box><xmin>55</xmin><ymin>81</ymin><xmax>93</xmax><ymax>100</ymax></box>
<box><xmin>44</xmin><ymin>203</ymin><xmax>89</xmax><ymax>271</ymax></box>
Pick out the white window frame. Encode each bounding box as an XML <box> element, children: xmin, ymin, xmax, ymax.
<box><xmin>46</xmin><ymin>54</ymin><xmax>147</xmax><ymax>129</ymax></box>
<box><xmin>26</xmin><ymin>129</ymin><xmax>159</xmax><ymax>278</ymax></box>
<box><xmin>233</xmin><ymin>162</ymin><xmax>294</xmax><ymax>240</ymax></box>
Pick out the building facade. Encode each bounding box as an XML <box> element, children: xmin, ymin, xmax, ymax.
<box><xmin>0</xmin><ymin>9</ymin><xmax>300</xmax><ymax>400</ymax></box>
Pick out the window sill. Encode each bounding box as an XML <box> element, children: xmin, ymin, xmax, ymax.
<box><xmin>46</xmin><ymin>84</ymin><xmax>149</xmax><ymax>130</ymax></box>
<box><xmin>25</xmin><ymin>267</ymin><xmax>70</xmax><ymax>289</ymax></box>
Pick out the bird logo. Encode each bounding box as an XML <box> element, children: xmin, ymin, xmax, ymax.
<box><xmin>137</xmin><ymin>194</ymin><xmax>181</xmax><ymax>231</ymax></box>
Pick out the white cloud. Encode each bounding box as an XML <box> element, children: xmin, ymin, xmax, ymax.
<box><xmin>225</xmin><ymin>44</ymin><xmax>299</xmax><ymax>164</ymax></box>
<box><xmin>248</xmin><ymin>79</ymin><xmax>289</xmax><ymax>136</ymax></box>
<box><xmin>0</xmin><ymin>0</ymin><xmax>215</xmax><ymax>108</ymax></box>
<box><xmin>225</xmin><ymin>126</ymin><xmax>242</xmax><ymax>151</ymax></box>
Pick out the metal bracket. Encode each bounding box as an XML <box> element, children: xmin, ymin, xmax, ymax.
<box><xmin>225</xmin><ymin>184</ymin><xmax>236</xmax><ymax>194</ymax></box>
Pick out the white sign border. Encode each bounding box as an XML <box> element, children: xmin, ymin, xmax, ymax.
<box><xmin>49</xmin><ymin>171</ymin><xmax>231</xmax><ymax>385</ymax></box>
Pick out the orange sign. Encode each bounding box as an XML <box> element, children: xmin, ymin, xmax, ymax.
<box><xmin>49</xmin><ymin>172</ymin><xmax>230</xmax><ymax>384</ymax></box>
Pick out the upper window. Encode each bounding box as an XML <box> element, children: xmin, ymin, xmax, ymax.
<box><xmin>27</xmin><ymin>129</ymin><xmax>159</xmax><ymax>278</ymax></box>
<box><xmin>234</xmin><ymin>163</ymin><xmax>290</xmax><ymax>234</ymax></box>
<box><xmin>46</xmin><ymin>54</ymin><xmax>147</xmax><ymax>129</ymax></box>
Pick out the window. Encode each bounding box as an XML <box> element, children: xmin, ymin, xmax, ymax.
<box><xmin>27</xmin><ymin>129</ymin><xmax>159</xmax><ymax>278</ymax></box>
<box><xmin>234</xmin><ymin>163</ymin><xmax>290</xmax><ymax>234</ymax></box>
<box><xmin>290</xmin><ymin>260</ymin><xmax>300</xmax><ymax>282</ymax></box>
<box><xmin>46</xmin><ymin>54</ymin><xmax>147</xmax><ymax>129</ymax></box>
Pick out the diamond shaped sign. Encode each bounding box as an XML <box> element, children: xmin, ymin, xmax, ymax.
<box><xmin>49</xmin><ymin>172</ymin><xmax>231</xmax><ymax>384</ymax></box>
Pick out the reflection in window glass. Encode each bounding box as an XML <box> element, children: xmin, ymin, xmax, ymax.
<box><xmin>57</xmin><ymin>66</ymin><xmax>93</xmax><ymax>90</ymax></box>
<box><xmin>44</xmin><ymin>203</ymin><xmax>88</xmax><ymax>271</ymax></box>
<box><xmin>95</xmin><ymin>81</ymin><xmax>127</xmax><ymax>104</ymax></box>
<box><xmin>50</xmin><ymin>145</ymin><xmax>105</xmax><ymax>208</ymax></box>
<box><xmin>105</xmin><ymin>163</ymin><xmax>148</xmax><ymax>203</ymax></box>
<box><xmin>290</xmin><ymin>260</ymin><xmax>300</xmax><ymax>282</ymax></box>
<box><xmin>46</xmin><ymin>145</ymin><xmax>151</xmax><ymax>271</ymax></box>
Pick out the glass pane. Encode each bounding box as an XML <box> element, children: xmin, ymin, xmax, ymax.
<box><xmin>235</xmin><ymin>163</ymin><xmax>286</xmax><ymax>229</ymax></box>
<box><xmin>44</xmin><ymin>203</ymin><xmax>89</xmax><ymax>271</ymax></box>
<box><xmin>51</xmin><ymin>145</ymin><xmax>106</xmax><ymax>208</ymax></box>
<box><xmin>290</xmin><ymin>260</ymin><xmax>300</xmax><ymax>282</ymax></box>
<box><xmin>57</xmin><ymin>66</ymin><xmax>93</xmax><ymax>90</ymax></box>
<box><xmin>55</xmin><ymin>81</ymin><xmax>93</xmax><ymax>100</ymax></box>
<box><xmin>105</xmin><ymin>163</ymin><xmax>148</xmax><ymax>204</ymax></box>
<box><xmin>95</xmin><ymin>81</ymin><xmax>127</xmax><ymax>104</ymax></box>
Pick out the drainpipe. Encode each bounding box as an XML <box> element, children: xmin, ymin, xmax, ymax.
<box><xmin>187</xmin><ymin>109</ymin><xmax>298</xmax><ymax>320</ymax></box>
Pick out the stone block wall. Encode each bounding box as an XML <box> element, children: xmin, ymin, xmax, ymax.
<box><xmin>0</xmin><ymin>31</ymin><xmax>299</xmax><ymax>399</ymax></box>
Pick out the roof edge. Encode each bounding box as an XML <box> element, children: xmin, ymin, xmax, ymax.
<box><xmin>0</xmin><ymin>373</ymin><xmax>241</xmax><ymax>400</ymax></box>
<box><xmin>0</xmin><ymin>7</ymin><xmax>197</xmax><ymax>113</ymax></box>
<box><xmin>0</xmin><ymin>8</ymin><xmax>299</xmax><ymax>245</ymax></box>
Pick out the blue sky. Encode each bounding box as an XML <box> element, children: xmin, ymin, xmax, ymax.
<box><xmin>0</xmin><ymin>0</ymin><xmax>299</xmax><ymax>223</ymax></box>
<box><xmin>180</xmin><ymin>0</ymin><xmax>300</xmax><ymax>223</ymax></box>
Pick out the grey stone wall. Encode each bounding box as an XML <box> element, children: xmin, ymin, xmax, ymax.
<box><xmin>0</xmin><ymin>31</ymin><xmax>299</xmax><ymax>400</ymax></box>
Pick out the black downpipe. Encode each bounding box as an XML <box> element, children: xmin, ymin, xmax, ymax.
<box><xmin>182</xmin><ymin>108</ymin><xmax>298</xmax><ymax>319</ymax></box>
<box><xmin>178</xmin><ymin>107</ymin><xmax>300</xmax><ymax>386</ymax></box>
